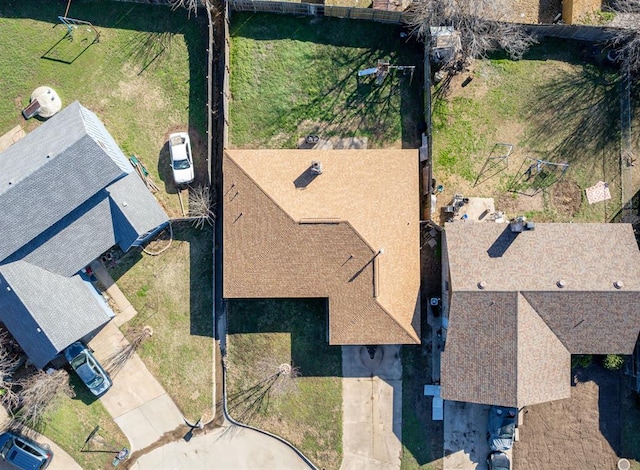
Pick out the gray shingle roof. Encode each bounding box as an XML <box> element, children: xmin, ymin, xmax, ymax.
<box><xmin>107</xmin><ymin>172</ymin><xmax>169</xmax><ymax>246</ymax></box>
<box><xmin>0</xmin><ymin>102</ymin><xmax>168</xmax><ymax>368</ymax></box>
<box><xmin>442</xmin><ymin>222</ymin><xmax>640</xmax><ymax>407</ymax></box>
<box><xmin>0</xmin><ymin>261</ymin><xmax>112</xmax><ymax>368</ymax></box>
<box><xmin>0</xmin><ymin>102</ymin><xmax>168</xmax><ymax>274</ymax></box>
<box><xmin>3</xmin><ymin>194</ymin><xmax>116</xmax><ymax>277</ymax></box>
<box><xmin>0</xmin><ymin>101</ymin><xmax>134</xmax><ymax>263</ymax></box>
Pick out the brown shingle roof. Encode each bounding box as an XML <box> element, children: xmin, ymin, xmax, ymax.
<box><xmin>442</xmin><ymin>222</ymin><xmax>640</xmax><ymax>407</ymax></box>
<box><xmin>223</xmin><ymin>149</ymin><xmax>421</xmax><ymax>345</ymax></box>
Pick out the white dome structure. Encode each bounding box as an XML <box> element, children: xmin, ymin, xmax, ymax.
<box><xmin>30</xmin><ymin>87</ymin><xmax>62</xmax><ymax>118</ymax></box>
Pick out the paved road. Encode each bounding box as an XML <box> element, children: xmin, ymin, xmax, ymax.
<box><xmin>131</xmin><ymin>422</ymin><xmax>312</xmax><ymax>470</ymax></box>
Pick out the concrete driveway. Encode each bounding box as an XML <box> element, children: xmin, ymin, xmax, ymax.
<box><xmin>131</xmin><ymin>422</ymin><xmax>312</xmax><ymax>470</ymax></box>
<box><xmin>443</xmin><ymin>401</ymin><xmax>515</xmax><ymax>470</ymax></box>
<box><xmin>340</xmin><ymin>345</ymin><xmax>402</xmax><ymax>470</ymax></box>
<box><xmin>444</xmin><ymin>401</ymin><xmax>490</xmax><ymax>470</ymax></box>
<box><xmin>89</xmin><ymin>322</ymin><xmax>184</xmax><ymax>452</ymax></box>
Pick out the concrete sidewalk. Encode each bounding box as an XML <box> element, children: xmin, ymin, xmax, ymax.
<box><xmin>340</xmin><ymin>345</ymin><xmax>402</xmax><ymax>470</ymax></box>
<box><xmin>131</xmin><ymin>422</ymin><xmax>312</xmax><ymax>470</ymax></box>
<box><xmin>90</xmin><ymin>260</ymin><xmax>137</xmax><ymax>326</ymax></box>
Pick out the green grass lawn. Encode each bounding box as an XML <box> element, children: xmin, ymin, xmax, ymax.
<box><xmin>0</xmin><ymin>1</ymin><xmax>209</xmax><ymax>461</ymax></box>
<box><xmin>109</xmin><ymin>223</ymin><xmax>213</xmax><ymax>421</ymax></box>
<box><xmin>229</xmin><ymin>13</ymin><xmax>423</xmax><ymax>149</ymax></box>
<box><xmin>40</xmin><ymin>375</ymin><xmax>129</xmax><ymax>470</ymax></box>
<box><xmin>226</xmin><ymin>298</ymin><xmax>342</xmax><ymax>470</ymax></box>
<box><xmin>432</xmin><ymin>39</ymin><xmax>624</xmax><ymax>222</ymax></box>
<box><xmin>0</xmin><ymin>1</ymin><xmax>208</xmax><ymax>217</ymax></box>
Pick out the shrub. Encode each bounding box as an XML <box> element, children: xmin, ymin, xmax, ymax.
<box><xmin>603</xmin><ymin>354</ymin><xmax>625</xmax><ymax>370</ymax></box>
<box><xmin>571</xmin><ymin>354</ymin><xmax>593</xmax><ymax>368</ymax></box>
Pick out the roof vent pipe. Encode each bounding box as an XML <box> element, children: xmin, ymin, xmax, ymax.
<box><xmin>477</xmin><ymin>281</ymin><xmax>486</xmax><ymax>290</ymax></box>
<box><xmin>614</xmin><ymin>280</ymin><xmax>624</xmax><ymax>289</ymax></box>
<box><xmin>311</xmin><ymin>160</ymin><xmax>323</xmax><ymax>175</ymax></box>
<box><xmin>556</xmin><ymin>280</ymin><xmax>566</xmax><ymax>288</ymax></box>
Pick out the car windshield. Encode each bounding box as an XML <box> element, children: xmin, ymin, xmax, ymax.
<box><xmin>498</xmin><ymin>425</ymin><xmax>514</xmax><ymax>439</ymax></box>
<box><xmin>174</xmin><ymin>159</ymin><xmax>191</xmax><ymax>170</ymax></box>
<box><xmin>1</xmin><ymin>438</ymin><xmax>13</xmax><ymax>457</ymax></box>
<box><xmin>71</xmin><ymin>354</ymin><xmax>87</xmax><ymax>369</ymax></box>
<box><xmin>87</xmin><ymin>374</ymin><xmax>104</xmax><ymax>389</ymax></box>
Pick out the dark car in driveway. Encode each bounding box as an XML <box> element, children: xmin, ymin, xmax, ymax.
<box><xmin>488</xmin><ymin>451</ymin><xmax>511</xmax><ymax>470</ymax></box>
<box><xmin>64</xmin><ymin>342</ymin><xmax>112</xmax><ymax>396</ymax></box>
<box><xmin>0</xmin><ymin>431</ymin><xmax>53</xmax><ymax>469</ymax></box>
<box><xmin>487</xmin><ymin>406</ymin><xmax>517</xmax><ymax>451</ymax></box>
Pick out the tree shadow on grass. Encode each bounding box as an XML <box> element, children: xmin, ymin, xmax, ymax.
<box><xmin>524</xmin><ymin>65</ymin><xmax>620</xmax><ymax>167</ymax></box>
<box><xmin>226</xmin><ymin>298</ymin><xmax>342</xmax><ymax>377</ymax></box>
<box><xmin>120</xmin><ymin>31</ymin><xmax>175</xmax><ymax>75</ymax></box>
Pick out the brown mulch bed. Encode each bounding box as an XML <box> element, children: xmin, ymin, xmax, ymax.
<box><xmin>514</xmin><ymin>363</ymin><xmax>628</xmax><ymax>470</ymax></box>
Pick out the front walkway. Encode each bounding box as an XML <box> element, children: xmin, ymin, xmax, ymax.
<box><xmin>340</xmin><ymin>345</ymin><xmax>402</xmax><ymax>470</ymax></box>
<box><xmin>131</xmin><ymin>421</ymin><xmax>312</xmax><ymax>470</ymax></box>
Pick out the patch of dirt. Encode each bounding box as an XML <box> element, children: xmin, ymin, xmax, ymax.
<box><xmin>497</xmin><ymin>191</ymin><xmax>544</xmax><ymax>216</ymax></box>
<box><xmin>514</xmin><ymin>363</ymin><xmax>623</xmax><ymax>470</ymax></box>
<box><xmin>551</xmin><ymin>179</ymin><xmax>583</xmax><ymax>217</ymax></box>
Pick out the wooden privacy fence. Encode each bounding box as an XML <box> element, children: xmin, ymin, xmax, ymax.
<box><xmin>228</xmin><ymin>0</ymin><xmax>409</xmax><ymax>24</ymax></box>
<box><xmin>527</xmin><ymin>24</ymin><xmax>617</xmax><ymax>42</ymax></box>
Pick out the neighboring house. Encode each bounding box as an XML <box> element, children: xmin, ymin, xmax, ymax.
<box><xmin>441</xmin><ymin>221</ymin><xmax>640</xmax><ymax>408</ymax></box>
<box><xmin>0</xmin><ymin>101</ymin><xmax>169</xmax><ymax>368</ymax></box>
<box><xmin>223</xmin><ymin>149</ymin><xmax>421</xmax><ymax>345</ymax></box>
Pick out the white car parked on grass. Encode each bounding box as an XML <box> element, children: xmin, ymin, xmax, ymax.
<box><xmin>169</xmin><ymin>132</ymin><xmax>194</xmax><ymax>186</ymax></box>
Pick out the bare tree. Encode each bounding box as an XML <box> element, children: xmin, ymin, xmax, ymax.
<box><xmin>169</xmin><ymin>0</ymin><xmax>211</xmax><ymax>16</ymax></box>
<box><xmin>188</xmin><ymin>185</ymin><xmax>216</xmax><ymax>229</ymax></box>
<box><xmin>225</xmin><ymin>362</ymin><xmax>300</xmax><ymax>424</ymax></box>
<box><xmin>104</xmin><ymin>326</ymin><xmax>153</xmax><ymax>377</ymax></box>
<box><xmin>12</xmin><ymin>370</ymin><xmax>74</xmax><ymax>429</ymax></box>
<box><xmin>606</xmin><ymin>0</ymin><xmax>640</xmax><ymax>74</ymax></box>
<box><xmin>409</xmin><ymin>0</ymin><xmax>537</xmax><ymax>71</ymax></box>
<box><xmin>0</xmin><ymin>330</ymin><xmax>24</xmax><ymax>413</ymax></box>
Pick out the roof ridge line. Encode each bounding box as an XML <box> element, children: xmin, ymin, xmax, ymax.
<box><xmin>226</xmin><ymin>154</ymin><xmax>419</xmax><ymax>342</ymax></box>
<box><xmin>226</xmin><ymin>154</ymin><xmax>379</xmax><ymax>252</ymax></box>
<box><xmin>519</xmin><ymin>291</ymin><xmax>572</xmax><ymax>351</ymax></box>
<box><xmin>374</xmin><ymin>297</ymin><xmax>421</xmax><ymax>343</ymax></box>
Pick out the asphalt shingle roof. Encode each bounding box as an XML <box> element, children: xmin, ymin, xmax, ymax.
<box><xmin>442</xmin><ymin>221</ymin><xmax>640</xmax><ymax>407</ymax></box>
<box><xmin>0</xmin><ymin>261</ymin><xmax>112</xmax><ymax>368</ymax></box>
<box><xmin>223</xmin><ymin>149</ymin><xmax>421</xmax><ymax>345</ymax></box>
<box><xmin>0</xmin><ymin>102</ymin><xmax>168</xmax><ymax>368</ymax></box>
